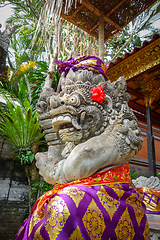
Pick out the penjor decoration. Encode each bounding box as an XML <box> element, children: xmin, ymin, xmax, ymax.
<box><xmin>14</xmin><ymin>56</ymin><xmax>160</xmax><ymax>240</ymax></box>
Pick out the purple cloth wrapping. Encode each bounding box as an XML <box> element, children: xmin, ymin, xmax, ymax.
<box><xmin>56</xmin><ymin>55</ymin><xmax>108</xmax><ymax>80</ymax></box>
<box><xmin>14</xmin><ymin>183</ymin><xmax>150</xmax><ymax>240</ymax></box>
<box><xmin>138</xmin><ymin>188</ymin><xmax>160</xmax><ymax>215</ymax></box>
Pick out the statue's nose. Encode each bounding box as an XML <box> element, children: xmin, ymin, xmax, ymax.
<box><xmin>50</xmin><ymin>96</ymin><xmax>59</xmax><ymax>108</ymax></box>
<box><xmin>59</xmin><ymin>95</ymin><xmax>67</xmax><ymax>105</ymax></box>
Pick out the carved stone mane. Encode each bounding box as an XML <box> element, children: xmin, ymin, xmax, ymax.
<box><xmin>132</xmin><ymin>176</ymin><xmax>160</xmax><ymax>190</ymax></box>
<box><xmin>35</xmin><ymin>69</ymin><xmax>143</xmax><ymax>185</ymax></box>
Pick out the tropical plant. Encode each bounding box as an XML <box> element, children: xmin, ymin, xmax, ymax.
<box><xmin>0</xmin><ymin>59</ymin><xmax>50</xmax><ymax>112</ymax></box>
<box><xmin>27</xmin><ymin>61</ymin><xmax>49</xmax><ymax>107</ymax></box>
<box><xmin>31</xmin><ymin>178</ymin><xmax>53</xmax><ymax>197</ymax></box>
<box><xmin>0</xmin><ymin>99</ymin><xmax>44</xmax><ymax>210</ymax></box>
<box><xmin>0</xmin><ymin>99</ymin><xmax>44</xmax><ymax>160</ymax></box>
<box><xmin>0</xmin><ymin>9</ymin><xmax>49</xmax><ymax>108</ymax></box>
<box><xmin>0</xmin><ymin>63</ymin><xmax>32</xmax><ymax>106</ymax></box>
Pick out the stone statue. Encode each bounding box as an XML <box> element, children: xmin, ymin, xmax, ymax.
<box><xmin>36</xmin><ymin>66</ymin><xmax>143</xmax><ymax>185</ymax></box>
<box><xmin>132</xmin><ymin>176</ymin><xmax>160</xmax><ymax>191</ymax></box>
<box><xmin>15</xmin><ymin>56</ymin><xmax>153</xmax><ymax>240</ymax></box>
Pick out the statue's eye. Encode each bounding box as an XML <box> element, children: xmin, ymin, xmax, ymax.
<box><xmin>69</xmin><ymin>95</ymin><xmax>80</xmax><ymax>106</ymax></box>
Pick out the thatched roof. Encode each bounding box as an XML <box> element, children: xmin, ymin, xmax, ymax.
<box><xmin>61</xmin><ymin>0</ymin><xmax>157</xmax><ymax>41</ymax></box>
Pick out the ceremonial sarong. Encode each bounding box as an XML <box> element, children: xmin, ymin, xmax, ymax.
<box><xmin>137</xmin><ymin>187</ymin><xmax>160</xmax><ymax>215</ymax></box>
<box><xmin>14</xmin><ymin>164</ymin><xmax>151</xmax><ymax>240</ymax></box>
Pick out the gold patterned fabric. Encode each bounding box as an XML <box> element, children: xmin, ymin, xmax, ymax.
<box><xmin>14</xmin><ymin>165</ymin><xmax>150</xmax><ymax>240</ymax></box>
<box><xmin>56</xmin><ymin>55</ymin><xmax>108</xmax><ymax>80</ymax></box>
<box><xmin>138</xmin><ymin>187</ymin><xmax>160</xmax><ymax>214</ymax></box>
<box><xmin>32</xmin><ymin>163</ymin><xmax>131</xmax><ymax>217</ymax></box>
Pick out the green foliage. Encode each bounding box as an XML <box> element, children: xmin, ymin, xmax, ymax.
<box><xmin>0</xmin><ymin>99</ymin><xmax>44</xmax><ymax>164</ymax></box>
<box><xmin>0</xmin><ymin>69</ymin><xmax>28</xmax><ymax>106</ymax></box>
<box><xmin>31</xmin><ymin>179</ymin><xmax>53</xmax><ymax>196</ymax></box>
<box><xmin>8</xmin><ymin>26</ymin><xmax>46</xmax><ymax>68</ymax></box>
<box><xmin>0</xmin><ymin>60</ymin><xmax>49</xmax><ymax>111</ymax></box>
<box><xmin>52</xmin><ymin>66</ymin><xmax>62</xmax><ymax>90</ymax></box>
<box><xmin>157</xmin><ymin>172</ymin><xmax>160</xmax><ymax>180</ymax></box>
<box><xmin>18</xmin><ymin>150</ymin><xmax>35</xmax><ymax>165</ymax></box>
<box><xmin>29</xmin><ymin>61</ymin><xmax>48</xmax><ymax>108</ymax></box>
<box><xmin>4</xmin><ymin>0</ymin><xmax>45</xmax><ymax>24</ymax></box>
<box><xmin>0</xmin><ymin>7</ymin><xmax>49</xmax><ymax>109</ymax></box>
<box><xmin>130</xmin><ymin>171</ymin><xmax>139</xmax><ymax>180</ymax></box>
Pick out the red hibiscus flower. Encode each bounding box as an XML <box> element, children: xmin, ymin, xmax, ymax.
<box><xmin>91</xmin><ymin>85</ymin><xmax>106</xmax><ymax>104</ymax></box>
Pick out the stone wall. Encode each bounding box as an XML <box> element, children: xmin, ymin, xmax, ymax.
<box><xmin>0</xmin><ymin>138</ymin><xmax>29</xmax><ymax>240</ymax></box>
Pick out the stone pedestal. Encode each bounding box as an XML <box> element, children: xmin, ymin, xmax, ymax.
<box><xmin>147</xmin><ymin>214</ymin><xmax>160</xmax><ymax>239</ymax></box>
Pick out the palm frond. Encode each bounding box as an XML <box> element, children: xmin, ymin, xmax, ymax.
<box><xmin>0</xmin><ymin>100</ymin><xmax>44</xmax><ymax>152</ymax></box>
<box><xmin>0</xmin><ymin>88</ymin><xmax>21</xmax><ymax>108</ymax></box>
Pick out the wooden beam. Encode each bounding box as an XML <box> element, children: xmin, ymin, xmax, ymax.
<box><xmin>127</xmin><ymin>87</ymin><xmax>144</xmax><ymax>100</ymax></box>
<box><xmin>104</xmin><ymin>16</ymin><xmax>122</xmax><ymax>31</ymax></box>
<box><xmin>129</xmin><ymin>101</ymin><xmax>160</xmax><ymax>123</ymax></box>
<box><xmin>61</xmin><ymin>14</ymin><xmax>97</xmax><ymax>38</ymax></box>
<box><xmin>127</xmin><ymin>87</ymin><xmax>160</xmax><ymax>110</ymax></box>
<box><xmin>129</xmin><ymin>101</ymin><xmax>147</xmax><ymax>115</ymax></box>
<box><xmin>90</xmin><ymin>23</ymin><xmax>99</xmax><ymax>33</ymax></box>
<box><xmin>130</xmin><ymin>157</ymin><xmax>160</xmax><ymax>171</ymax></box>
<box><xmin>104</xmin><ymin>29</ymin><xmax>119</xmax><ymax>42</ymax></box>
<box><xmin>106</xmin><ymin>0</ymin><xmax>128</xmax><ymax>17</ymax></box>
<box><xmin>69</xmin><ymin>5</ymin><xmax>83</xmax><ymax>19</ymax></box>
<box><xmin>78</xmin><ymin>0</ymin><xmax>122</xmax><ymax>31</ymax></box>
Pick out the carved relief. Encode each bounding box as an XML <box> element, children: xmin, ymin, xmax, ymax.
<box><xmin>107</xmin><ymin>38</ymin><xmax>160</xmax><ymax>82</ymax></box>
<box><xmin>132</xmin><ymin>176</ymin><xmax>160</xmax><ymax>191</ymax></box>
<box><xmin>35</xmin><ymin>69</ymin><xmax>143</xmax><ymax>185</ymax></box>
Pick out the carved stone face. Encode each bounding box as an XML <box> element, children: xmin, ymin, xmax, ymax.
<box><xmin>50</xmin><ymin>90</ymin><xmax>104</xmax><ymax>142</ymax></box>
<box><xmin>35</xmin><ymin>70</ymin><xmax>143</xmax><ymax>185</ymax></box>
